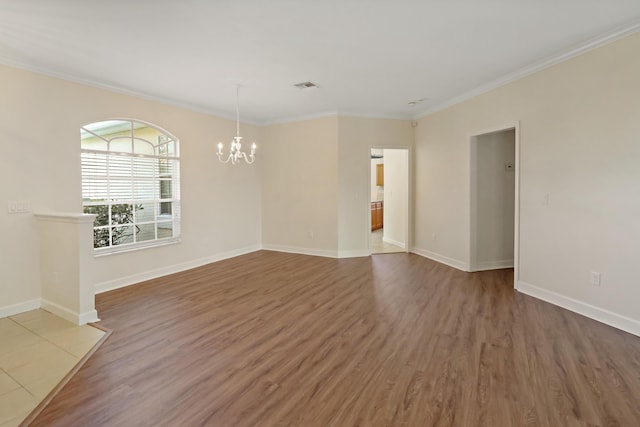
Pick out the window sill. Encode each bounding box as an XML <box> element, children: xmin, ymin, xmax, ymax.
<box><xmin>93</xmin><ymin>237</ymin><xmax>181</xmax><ymax>257</ymax></box>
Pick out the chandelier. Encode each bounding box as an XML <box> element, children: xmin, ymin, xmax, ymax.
<box><xmin>217</xmin><ymin>86</ymin><xmax>256</xmax><ymax>164</ymax></box>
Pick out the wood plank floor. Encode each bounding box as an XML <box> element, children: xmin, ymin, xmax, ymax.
<box><xmin>30</xmin><ymin>251</ymin><xmax>640</xmax><ymax>426</ymax></box>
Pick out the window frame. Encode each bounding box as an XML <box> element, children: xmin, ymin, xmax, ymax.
<box><xmin>80</xmin><ymin>119</ymin><xmax>181</xmax><ymax>256</ymax></box>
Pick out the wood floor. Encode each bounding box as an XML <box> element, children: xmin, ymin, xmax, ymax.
<box><xmin>30</xmin><ymin>251</ymin><xmax>640</xmax><ymax>426</ymax></box>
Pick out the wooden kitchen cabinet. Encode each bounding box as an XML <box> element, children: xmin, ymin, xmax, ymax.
<box><xmin>376</xmin><ymin>164</ymin><xmax>384</xmax><ymax>186</ymax></box>
<box><xmin>371</xmin><ymin>201</ymin><xmax>384</xmax><ymax>231</ymax></box>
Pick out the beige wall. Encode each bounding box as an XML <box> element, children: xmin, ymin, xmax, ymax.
<box><xmin>260</xmin><ymin>116</ymin><xmax>412</xmax><ymax>257</ymax></box>
<box><xmin>261</xmin><ymin>117</ymin><xmax>339</xmax><ymax>256</ymax></box>
<box><xmin>0</xmin><ymin>64</ymin><xmax>261</xmax><ymax>312</ymax></box>
<box><xmin>337</xmin><ymin>117</ymin><xmax>413</xmax><ymax>256</ymax></box>
<box><xmin>414</xmin><ymin>32</ymin><xmax>640</xmax><ymax>328</ymax></box>
<box><xmin>383</xmin><ymin>149</ymin><xmax>409</xmax><ymax>249</ymax></box>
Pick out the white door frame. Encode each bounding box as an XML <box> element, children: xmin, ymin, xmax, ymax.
<box><xmin>368</xmin><ymin>146</ymin><xmax>412</xmax><ymax>255</ymax></box>
<box><xmin>468</xmin><ymin>122</ymin><xmax>520</xmax><ymax>286</ymax></box>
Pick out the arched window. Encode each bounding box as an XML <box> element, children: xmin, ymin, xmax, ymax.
<box><xmin>81</xmin><ymin>120</ymin><xmax>180</xmax><ymax>253</ymax></box>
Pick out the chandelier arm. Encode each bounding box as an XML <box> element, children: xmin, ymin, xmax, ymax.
<box><xmin>239</xmin><ymin>151</ymin><xmax>255</xmax><ymax>164</ymax></box>
<box><xmin>217</xmin><ymin>151</ymin><xmax>232</xmax><ymax>164</ymax></box>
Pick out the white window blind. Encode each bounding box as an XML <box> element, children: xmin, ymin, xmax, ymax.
<box><xmin>81</xmin><ymin>120</ymin><xmax>180</xmax><ymax>253</ymax></box>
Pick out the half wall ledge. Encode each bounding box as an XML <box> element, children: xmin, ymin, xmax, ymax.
<box><xmin>34</xmin><ymin>212</ymin><xmax>99</xmax><ymax>325</ymax></box>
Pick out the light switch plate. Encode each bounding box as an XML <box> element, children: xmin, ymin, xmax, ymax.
<box><xmin>7</xmin><ymin>200</ymin><xmax>30</xmax><ymax>214</ymax></box>
<box><xmin>17</xmin><ymin>200</ymin><xmax>30</xmax><ymax>213</ymax></box>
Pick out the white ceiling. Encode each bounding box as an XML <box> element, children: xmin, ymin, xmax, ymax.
<box><xmin>1</xmin><ymin>1</ymin><xmax>639</xmax><ymax>124</ymax></box>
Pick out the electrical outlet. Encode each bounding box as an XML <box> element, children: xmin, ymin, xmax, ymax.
<box><xmin>590</xmin><ymin>272</ymin><xmax>601</xmax><ymax>287</ymax></box>
<box><xmin>8</xmin><ymin>201</ymin><xmax>18</xmax><ymax>213</ymax></box>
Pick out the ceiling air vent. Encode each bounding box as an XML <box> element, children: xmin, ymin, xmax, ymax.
<box><xmin>294</xmin><ymin>81</ymin><xmax>318</xmax><ymax>89</ymax></box>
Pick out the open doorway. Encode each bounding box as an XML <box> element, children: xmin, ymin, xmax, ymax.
<box><xmin>469</xmin><ymin>124</ymin><xmax>520</xmax><ymax>284</ymax></box>
<box><xmin>370</xmin><ymin>148</ymin><xmax>409</xmax><ymax>254</ymax></box>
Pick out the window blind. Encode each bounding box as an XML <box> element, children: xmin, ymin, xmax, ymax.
<box><xmin>80</xmin><ymin>120</ymin><xmax>180</xmax><ymax>251</ymax></box>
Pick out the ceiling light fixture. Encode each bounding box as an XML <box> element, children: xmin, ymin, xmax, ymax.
<box><xmin>217</xmin><ymin>85</ymin><xmax>256</xmax><ymax>165</ymax></box>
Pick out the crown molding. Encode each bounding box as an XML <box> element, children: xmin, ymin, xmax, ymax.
<box><xmin>0</xmin><ymin>56</ymin><xmax>263</xmax><ymax>126</ymax></box>
<box><xmin>413</xmin><ymin>20</ymin><xmax>640</xmax><ymax>120</ymax></box>
<box><xmin>260</xmin><ymin>111</ymin><xmax>411</xmax><ymax>126</ymax></box>
<box><xmin>336</xmin><ymin>111</ymin><xmax>412</xmax><ymax>121</ymax></box>
<box><xmin>260</xmin><ymin>111</ymin><xmax>339</xmax><ymax>126</ymax></box>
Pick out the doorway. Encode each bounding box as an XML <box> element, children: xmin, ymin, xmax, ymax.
<box><xmin>469</xmin><ymin>124</ymin><xmax>520</xmax><ymax>283</ymax></box>
<box><xmin>369</xmin><ymin>148</ymin><xmax>409</xmax><ymax>254</ymax></box>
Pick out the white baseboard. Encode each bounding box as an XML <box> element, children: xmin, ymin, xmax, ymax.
<box><xmin>95</xmin><ymin>244</ymin><xmax>262</xmax><ymax>294</ymax></box>
<box><xmin>337</xmin><ymin>249</ymin><xmax>371</xmax><ymax>258</ymax></box>
<box><xmin>411</xmin><ymin>246</ymin><xmax>468</xmax><ymax>271</ymax></box>
<box><xmin>79</xmin><ymin>309</ymin><xmax>100</xmax><ymax>325</ymax></box>
<box><xmin>262</xmin><ymin>244</ymin><xmax>338</xmax><ymax>258</ymax></box>
<box><xmin>382</xmin><ymin>236</ymin><xmax>406</xmax><ymax>249</ymax></box>
<box><xmin>516</xmin><ymin>280</ymin><xmax>640</xmax><ymax>338</ymax></box>
<box><xmin>474</xmin><ymin>259</ymin><xmax>514</xmax><ymax>271</ymax></box>
<box><xmin>0</xmin><ymin>299</ymin><xmax>41</xmax><ymax>319</ymax></box>
<box><xmin>40</xmin><ymin>299</ymin><xmax>99</xmax><ymax>325</ymax></box>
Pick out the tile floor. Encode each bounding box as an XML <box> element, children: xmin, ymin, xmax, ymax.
<box><xmin>0</xmin><ymin>310</ymin><xmax>105</xmax><ymax>427</ymax></box>
<box><xmin>370</xmin><ymin>228</ymin><xmax>405</xmax><ymax>254</ymax></box>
